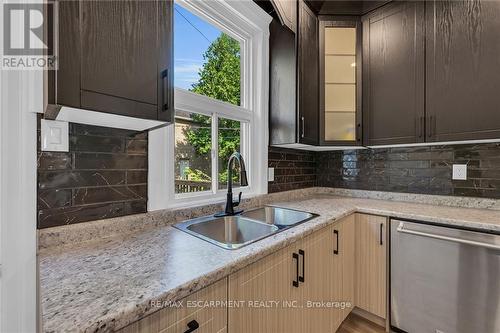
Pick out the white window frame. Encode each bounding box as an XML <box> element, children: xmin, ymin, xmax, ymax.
<box><xmin>148</xmin><ymin>0</ymin><xmax>272</xmax><ymax>210</ymax></box>
<box><xmin>0</xmin><ymin>2</ymin><xmax>40</xmax><ymax>330</ymax></box>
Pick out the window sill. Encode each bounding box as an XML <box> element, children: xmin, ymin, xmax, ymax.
<box><xmin>162</xmin><ymin>188</ymin><xmax>258</xmax><ymax>210</ymax></box>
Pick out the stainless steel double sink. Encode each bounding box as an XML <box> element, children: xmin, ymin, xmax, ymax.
<box><xmin>174</xmin><ymin>206</ymin><xmax>318</xmax><ymax>249</ymax></box>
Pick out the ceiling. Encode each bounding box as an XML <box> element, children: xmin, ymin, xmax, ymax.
<box><xmin>254</xmin><ymin>0</ymin><xmax>392</xmax><ymax>18</ymax></box>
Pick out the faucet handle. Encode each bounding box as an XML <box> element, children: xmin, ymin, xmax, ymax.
<box><xmin>233</xmin><ymin>192</ymin><xmax>242</xmax><ymax>207</ymax></box>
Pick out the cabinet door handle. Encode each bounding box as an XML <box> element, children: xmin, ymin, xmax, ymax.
<box><xmin>301</xmin><ymin>116</ymin><xmax>305</xmax><ymax>138</ymax></box>
<box><xmin>333</xmin><ymin>229</ymin><xmax>339</xmax><ymax>255</ymax></box>
<box><xmin>419</xmin><ymin>116</ymin><xmax>424</xmax><ymax>138</ymax></box>
<box><xmin>380</xmin><ymin>223</ymin><xmax>383</xmax><ymax>246</ymax></box>
<box><xmin>292</xmin><ymin>252</ymin><xmax>299</xmax><ymax>287</ymax></box>
<box><xmin>298</xmin><ymin>249</ymin><xmax>305</xmax><ymax>283</ymax></box>
<box><xmin>184</xmin><ymin>320</ymin><xmax>199</xmax><ymax>333</ymax></box>
<box><xmin>428</xmin><ymin>115</ymin><xmax>434</xmax><ymax>137</ymax></box>
<box><xmin>161</xmin><ymin>69</ymin><xmax>169</xmax><ymax>112</ymax></box>
<box><xmin>433</xmin><ymin>116</ymin><xmax>437</xmax><ymax>138</ymax></box>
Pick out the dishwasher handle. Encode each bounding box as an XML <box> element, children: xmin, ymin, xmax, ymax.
<box><xmin>397</xmin><ymin>222</ymin><xmax>500</xmax><ymax>251</ymax></box>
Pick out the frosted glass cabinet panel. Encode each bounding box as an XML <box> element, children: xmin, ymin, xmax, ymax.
<box><xmin>325</xmin><ymin>113</ymin><xmax>356</xmax><ymax>141</ymax></box>
<box><xmin>325</xmin><ymin>55</ymin><xmax>355</xmax><ymax>83</ymax></box>
<box><xmin>324</xmin><ymin>28</ymin><xmax>356</xmax><ymax>55</ymax></box>
<box><xmin>325</xmin><ymin>85</ymin><xmax>356</xmax><ymax>111</ymax></box>
<box><xmin>320</xmin><ymin>20</ymin><xmax>360</xmax><ymax>144</ymax></box>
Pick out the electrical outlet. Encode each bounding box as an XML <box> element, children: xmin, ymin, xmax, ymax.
<box><xmin>452</xmin><ymin>164</ymin><xmax>467</xmax><ymax>180</ymax></box>
<box><xmin>268</xmin><ymin>167</ymin><xmax>275</xmax><ymax>182</ymax></box>
<box><xmin>41</xmin><ymin>119</ymin><xmax>69</xmax><ymax>152</ymax></box>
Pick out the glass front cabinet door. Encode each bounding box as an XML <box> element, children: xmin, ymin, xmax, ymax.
<box><xmin>319</xmin><ymin>19</ymin><xmax>362</xmax><ymax>145</ymax></box>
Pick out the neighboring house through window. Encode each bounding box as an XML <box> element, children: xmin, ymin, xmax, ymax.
<box><xmin>148</xmin><ymin>0</ymin><xmax>272</xmax><ymax>210</ymax></box>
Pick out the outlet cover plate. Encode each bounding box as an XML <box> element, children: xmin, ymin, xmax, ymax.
<box><xmin>41</xmin><ymin>119</ymin><xmax>69</xmax><ymax>152</ymax></box>
<box><xmin>268</xmin><ymin>167</ymin><xmax>275</xmax><ymax>182</ymax></box>
<box><xmin>452</xmin><ymin>164</ymin><xmax>467</xmax><ymax>180</ymax></box>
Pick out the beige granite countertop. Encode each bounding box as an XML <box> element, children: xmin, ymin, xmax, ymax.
<box><xmin>39</xmin><ymin>190</ymin><xmax>500</xmax><ymax>332</ymax></box>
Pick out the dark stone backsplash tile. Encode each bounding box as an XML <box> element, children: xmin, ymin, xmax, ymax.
<box><xmin>37</xmin><ymin>121</ymin><xmax>147</xmax><ymax>229</ymax></box>
<box><xmin>268</xmin><ymin>147</ymin><xmax>317</xmax><ymax>194</ymax></box>
<box><xmin>70</xmin><ymin>123</ymin><xmax>142</xmax><ymax>138</ymax></box>
<box><xmin>126</xmin><ymin>138</ymin><xmax>148</xmax><ymax>154</ymax></box>
<box><xmin>126</xmin><ymin>170</ymin><xmax>148</xmax><ymax>184</ymax></box>
<box><xmin>38</xmin><ymin>152</ymin><xmax>73</xmax><ymax>170</ymax></box>
<box><xmin>70</xmin><ymin>135</ymin><xmax>125</xmax><ymax>153</ymax></box>
<box><xmin>74</xmin><ymin>153</ymin><xmax>148</xmax><ymax>170</ymax></box>
<box><xmin>38</xmin><ymin>189</ymin><xmax>72</xmax><ymax>210</ymax></box>
<box><xmin>315</xmin><ymin>142</ymin><xmax>500</xmax><ymax>199</ymax></box>
<box><xmin>38</xmin><ymin>170</ymin><xmax>127</xmax><ymax>190</ymax></box>
<box><xmin>38</xmin><ymin>200</ymin><xmax>146</xmax><ymax>229</ymax></box>
<box><xmin>72</xmin><ymin>185</ymin><xmax>147</xmax><ymax>206</ymax></box>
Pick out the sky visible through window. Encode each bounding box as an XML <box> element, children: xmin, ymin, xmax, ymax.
<box><xmin>174</xmin><ymin>3</ymin><xmax>221</xmax><ymax>90</ymax></box>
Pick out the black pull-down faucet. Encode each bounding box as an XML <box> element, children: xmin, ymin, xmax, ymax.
<box><xmin>215</xmin><ymin>152</ymin><xmax>248</xmax><ymax>217</ymax></box>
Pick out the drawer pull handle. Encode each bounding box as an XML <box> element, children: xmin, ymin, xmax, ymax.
<box><xmin>184</xmin><ymin>320</ymin><xmax>199</xmax><ymax>333</ymax></box>
<box><xmin>298</xmin><ymin>249</ymin><xmax>305</xmax><ymax>283</ymax></box>
<box><xmin>292</xmin><ymin>252</ymin><xmax>299</xmax><ymax>287</ymax></box>
<box><xmin>161</xmin><ymin>69</ymin><xmax>169</xmax><ymax>112</ymax></box>
<box><xmin>419</xmin><ymin>116</ymin><xmax>424</xmax><ymax>138</ymax></box>
<box><xmin>301</xmin><ymin>116</ymin><xmax>305</xmax><ymax>138</ymax></box>
<box><xmin>380</xmin><ymin>223</ymin><xmax>383</xmax><ymax>246</ymax></box>
<box><xmin>334</xmin><ymin>229</ymin><xmax>339</xmax><ymax>255</ymax></box>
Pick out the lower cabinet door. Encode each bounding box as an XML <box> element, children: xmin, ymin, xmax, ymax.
<box><xmin>332</xmin><ymin>215</ymin><xmax>356</xmax><ymax>330</ymax></box>
<box><xmin>355</xmin><ymin>214</ymin><xmax>387</xmax><ymax>319</ymax></box>
<box><xmin>118</xmin><ymin>278</ymin><xmax>227</xmax><ymax>333</ymax></box>
<box><xmin>228</xmin><ymin>242</ymin><xmax>304</xmax><ymax>333</ymax></box>
<box><xmin>301</xmin><ymin>224</ymin><xmax>337</xmax><ymax>332</ymax></box>
<box><xmin>340</xmin><ymin>215</ymin><xmax>355</xmax><ymax>322</ymax></box>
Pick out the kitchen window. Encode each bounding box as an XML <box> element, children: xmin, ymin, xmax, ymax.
<box><xmin>148</xmin><ymin>0</ymin><xmax>271</xmax><ymax>210</ymax></box>
<box><xmin>173</xmin><ymin>2</ymin><xmax>245</xmax><ymax>196</ymax></box>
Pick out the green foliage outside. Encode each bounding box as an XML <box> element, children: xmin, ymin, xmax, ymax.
<box><xmin>184</xmin><ymin>33</ymin><xmax>241</xmax><ymax>184</ymax></box>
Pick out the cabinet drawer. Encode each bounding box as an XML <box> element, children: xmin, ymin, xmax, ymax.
<box><xmin>118</xmin><ymin>278</ymin><xmax>227</xmax><ymax>333</ymax></box>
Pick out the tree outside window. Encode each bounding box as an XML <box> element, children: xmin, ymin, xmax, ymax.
<box><xmin>175</xmin><ymin>31</ymin><xmax>242</xmax><ymax>193</ymax></box>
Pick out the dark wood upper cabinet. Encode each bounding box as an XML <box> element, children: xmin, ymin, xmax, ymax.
<box><xmin>269</xmin><ymin>0</ymin><xmax>320</xmax><ymax>146</ymax></box>
<box><xmin>426</xmin><ymin>0</ymin><xmax>500</xmax><ymax>142</ymax></box>
<box><xmin>269</xmin><ymin>0</ymin><xmax>500</xmax><ymax>148</ymax></box>
<box><xmin>362</xmin><ymin>1</ymin><xmax>425</xmax><ymax>146</ymax></box>
<box><xmin>298</xmin><ymin>0</ymin><xmax>319</xmax><ymax>145</ymax></box>
<box><xmin>269</xmin><ymin>19</ymin><xmax>297</xmax><ymax>145</ymax></box>
<box><xmin>51</xmin><ymin>0</ymin><xmax>173</xmax><ymax>122</ymax></box>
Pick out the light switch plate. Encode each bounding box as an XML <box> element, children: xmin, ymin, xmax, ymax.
<box><xmin>452</xmin><ymin>164</ymin><xmax>467</xmax><ymax>180</ymax></box>
<box><xmin>268</xmin><ymin>167</ymin><xmax>275</xmax><ymax>182</ymax></box>
<box><xmin>41</xmin><ymin>119</ymin><xmax>69</xmax><ymax>152</ymax></box>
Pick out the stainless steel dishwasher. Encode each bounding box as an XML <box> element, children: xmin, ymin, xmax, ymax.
<box><xmin>391</xmin><ymin>219</ymin><xmax>500</xmax><ymax>333</ymax></box>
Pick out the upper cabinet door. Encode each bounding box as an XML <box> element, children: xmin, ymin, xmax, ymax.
<box><xmin>269</xmin><ymin>19</ymin><xmax>297</xmax><ymax>145</ymax></box>
<box><xmin>319</xmin><ymin>18</ymin><xmax>362</xmax><ymax>145</ymax></box>
<box><xmin>272</xmin><ymin>0</ymin><xmax>297</xmax><ymax>33</ymax></box>
<box><xmin>298</xmin><ymin>0</ymin><xmax>319</xmax><ymax>145</ymax></box>
<box><xmin>56</xmin><ymin>0</ymin><xmax>174</xmax><ymax>122</ymax></box>
<box><xmin>426</xmin><ymin>0</ymin><xmax>500</xmax><ymax>142</ymax></box>
<box><xmin>362</xmin><ymin>1</ymin><xmax>425</xmax><ymax>146</ymax></box>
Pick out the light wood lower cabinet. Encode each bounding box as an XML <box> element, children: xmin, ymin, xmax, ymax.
<box><xmin>119</xmin><ymin>213</ymin><xmax>388</xmax><ymax>333</ymax></box>
<box><xmin>335</xmin><ymin>214</ymin><xmax>356</xmax><ymax>324</ymax></box>
<box><xmin>228</xmin><ymin>215</ymin><xmax>356</xmax><ymax>333</ymax></box>
<box><xmin>118</xmin><ymin>278</ymin><xmax>227</xmax><ymax>333</ymax></box>
<box><xmin>228</xmin><ymin>240</ymin><xmax>304</xmax><ymax>332</ymax></box>
<box><xmin>355</xmin><ymin>213</ymin><xmax>387</xmax><ymax>319</ymax></box>
<box><xmin>301</xmin><ymin>223</ymin><xmax>339</xmax><ymax>332</ymax></box>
